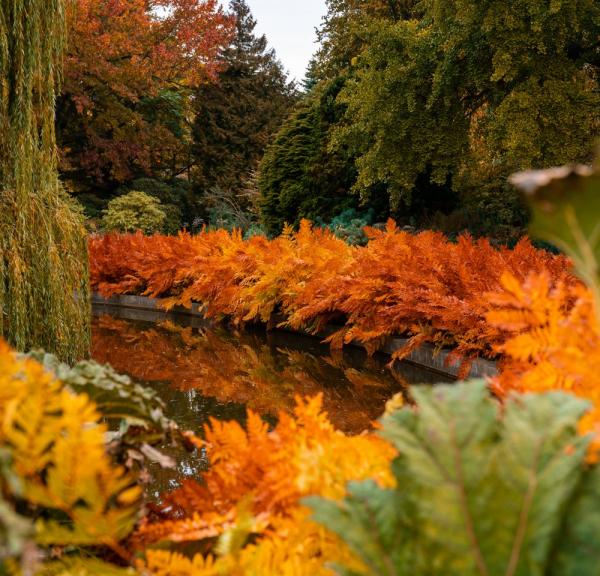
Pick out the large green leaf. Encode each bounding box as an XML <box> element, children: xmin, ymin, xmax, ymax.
<box><xmin>306</xmin><ymin>482</ymin><xmax>413</xmax><ymax>576</ymax></box>
<box><xmin>510</xmin><ymin>165</ymin><xmax>600</xmax><ymax>300</ymax></box>
<box><xmin>550</xmin><ymin>466</ymin><xmax>600</xmax><ymax>576</ymax></box>
<box><xmin>379</xmin><ymin>382</ymin><xmax>499</xmax><ymax>575</ymax></box>
<box><xmin>309</xmin><ymin>382</ymin><xmax>597</xmax><ymax>576</ymax></box>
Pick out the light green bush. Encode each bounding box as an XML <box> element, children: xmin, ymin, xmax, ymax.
<box><xmin>101</xmin><ymin>191</ymin><xmax>166</xmax><ymax>234</ymax></box>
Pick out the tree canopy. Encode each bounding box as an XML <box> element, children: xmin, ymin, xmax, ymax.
<box><xmin>259</xmin><ymin>0</ymin><xmax>599</xmax><ymax>238</ymax></box>
<box><xmin>335</xmin><ymin>0</ymin><xmax>600</xmax><ymax>208</ymax></box>
<box><xmin>259</xmin><ymin>77</ymin><xmax>364</xmax><ymax>236</ymax></box>
<box><xmin>58</xmin><ymin>0</ymin><xmax>234</xmax><ymax>188</ymax></box>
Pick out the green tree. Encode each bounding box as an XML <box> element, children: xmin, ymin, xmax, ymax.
<box><xmin>101</xmin><ymin>191</ymin><xmax>167</xmax><ymax>234</ymax></box>
<box><xmin>261</xmin><ymin>0</ymin><xmax>425</xmax><ymax>237</ymax></box>
<box><xmin>192</xmin><ymin>0</ymin><xmax>296</xmax><ymax>199</ymax></box>
<box><xmin>0</xmin><ymin>0</ymin><xmax>90</xmax><ymax>362</ymax></box>
<box><xmin>335</xmin><ymin>0</ymin><xmax>600</xmax><ymax>213</ymax></box>
<box><xmin>259</xmin><ymin>77</ymin><xmax>371</xmax><ymax>236</ymax></box>
<box><xmin>314</xmin><ymin>0</ymin><xmax>420</xmax><ymax>82</ymax></box>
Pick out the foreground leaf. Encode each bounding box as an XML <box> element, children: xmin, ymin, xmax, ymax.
<box><xmin>309</xmin><ymin>382</ymin><xmax>596</xmax><ymax>576</ymax></box>
<box><xmin>510</xmin><ymin>164</ymin><xmax>600</xmax><ymax>308</ymax></box>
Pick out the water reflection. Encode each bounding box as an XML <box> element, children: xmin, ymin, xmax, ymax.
<box><xmin>91</xmin><ymin>308</ymin><xmax>450</xmax><ymax>493</ymax></box>
<box><xmin>92</xmin><ymin>313</ymin><xmax>449</xmax><ymax>432</ymax></box>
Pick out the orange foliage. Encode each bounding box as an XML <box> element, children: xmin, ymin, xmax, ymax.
<box><xmin>486</xmin><ymin>272</ymin><xmax>600</xmax><ymax>458</ymax></box>
<box><xmin>63</xmin><ymin>0</ymin><xmax>234</xmax><ymax>181</ymax></box>
<box><xmin>90</xmin><ymin>221</ymin><xmax>573</xmax><ymax>370</ymax></box>
<box><xmin>89</xmin><ymin>223</ymin><xmax>600</xmax><ymax>572</ymax></box>
<box><xmin>134</xmin><ymin>396</ymin><xmax>396</xmax><ymax>573</ymax></box>
<box><xmin>0</xmin><ymin>341</ymin><xmax>141</xmax><ymax>550</ymax></box>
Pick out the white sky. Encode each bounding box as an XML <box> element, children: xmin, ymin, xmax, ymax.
<box><xmin>245</xmin><ymin>0</ymin><xmax>327</xmax><ymax>82</ymax></box>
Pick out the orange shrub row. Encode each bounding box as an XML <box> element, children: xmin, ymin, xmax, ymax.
<box><xmin>90</xmin><ymin>220</ymin><xmax>573</xmax><ymax>373</ymax></box>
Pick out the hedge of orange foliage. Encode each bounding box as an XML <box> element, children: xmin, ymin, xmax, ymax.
<box><xmin>90</xmin><ymin>220</ymin><xmax>573</xmax><ymax>376</ymax></box>
<box><xmin>91</xmin><ymin>221</ymin><xmax>600</xmax><ymax>448</ymax></box>
<box><xmin>86</xmin><ymin>221</ymin><xmax>600</xmax><ymax>573</ymax></box>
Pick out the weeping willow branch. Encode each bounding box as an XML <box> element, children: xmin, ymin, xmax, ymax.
<box><xmin>0</xmin><ymin>0</ymin><xmax>90</xmax><ymax>362</ymax></box>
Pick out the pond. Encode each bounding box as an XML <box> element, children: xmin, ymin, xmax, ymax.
<box><xmin>91</xmin><ymin>305</ymin><xmax>451</xmax><ymax>494</ymax></box>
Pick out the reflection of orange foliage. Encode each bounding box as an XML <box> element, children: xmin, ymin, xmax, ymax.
<box><xmin>135</xmin><ymin>396</ymin><xmax>396</xmax><ymax>574</ymax></box>
<box><xmin>92</xmin><ymin>316</ymin><xmax>407</xmax><ymax>434</ymax></box>
<box><xmin>90</xmin><ymin>221</ymin><xmax>572</xmax><ymax>372</ymax></box>
<box><xmin>486</xmin><ymin>273</ymin><xmax>600</xmax><ymax>458</ymax></box>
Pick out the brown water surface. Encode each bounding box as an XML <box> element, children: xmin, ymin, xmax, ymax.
<box><xmin>91</xmin><ymin>306</ymin><xmax>450</xmax><ymax>493</ymax></box>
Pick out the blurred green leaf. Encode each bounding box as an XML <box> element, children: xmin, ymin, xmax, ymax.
<box><xmin>306</xmin><ymin>481</ymin><xmax>411</xmax><ymax>576</ymax></box>
<box><xmin>510</xmin><ymin>164</ymin><xmax>599</xmax><ymax>296</ymax></box>
<box><xmin>550</xmin><ymin>466</ymin><xmax>600</xmax><ymax>576</ymax></box>
<box><xmin>309</xmin><ymin>382</ymin><xmax>598</xmax><ymax>576</ymax></box>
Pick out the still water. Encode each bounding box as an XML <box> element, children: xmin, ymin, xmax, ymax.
<box><xmin>91</xmin><ymin>306</ymin><xmax>451</xmax><ymax>493</ymax></box>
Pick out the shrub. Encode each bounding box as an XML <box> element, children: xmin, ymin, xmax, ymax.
<box><xmin>121</xmin><ymin>178</ymin><xmax>201</xmax><ymax>231</ymax></box>
<box><xmin>426</xmin><ymin>179</ymin><xmax>530</xmax><ymax>245</ymax></box>
<box><xmin>204</xmin><ymin>185</ymin><xmax>258</xmax><ymax>233</ymax></box>
<box><xmin>159</xmin><ymin>203</ymin><xmax>184</xmax><ymax>235</ymax></box>
<box><xmin>89</xmin><ymin>221</ymin><xmax>571</xmax><ymax>368</ymax></box>
<box><xmin>76</xmin><ymin>192</ymin><xmax>107</xmax><ymax>220</ymax></box>
<box><xmin>102</xmin><ymin>191</ymin><xmax>167</xmax><ymax>234</ymax></box>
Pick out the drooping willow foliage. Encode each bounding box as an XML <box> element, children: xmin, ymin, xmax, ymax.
<box><xmin>0</xmin><ymin>0</ymin><xmax>90</xmax><ymax>362</ymax></box>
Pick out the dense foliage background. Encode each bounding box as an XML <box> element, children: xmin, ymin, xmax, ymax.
<box><xmin>58</xmin><ymin>0</ymin><xmax>297</xmax><ymax>234</ymax></box>
<box><xmin>57</xmin><ymin>0</ymin><xmax>599</xmax><ymax>242</ymax></box>
<box><xmin>260</xmin><ymin>0</ymin><xmax>600</xmax><ymax>241</ymax></box>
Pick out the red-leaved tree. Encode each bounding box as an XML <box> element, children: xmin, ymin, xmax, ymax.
<box><xmin>58</xmin><ymin>0</ymin><xmax>234</xmax><ymax>186</ymax></box>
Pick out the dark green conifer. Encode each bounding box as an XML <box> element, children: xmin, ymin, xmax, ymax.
<box><xmin>259</xmin><ymin>77</ymin><xmax>369</xmax><ymax>236</ymax></box>
<box><xmin>192</xmin><ymin>0</ymin><xmax>296</xmax><ymax>197</ymax></box>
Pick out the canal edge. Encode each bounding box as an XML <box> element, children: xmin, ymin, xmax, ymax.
<box><xmin>91</xmin><ymin>293</ymin><xmax>498</xmax><ymax>380</ymax></box>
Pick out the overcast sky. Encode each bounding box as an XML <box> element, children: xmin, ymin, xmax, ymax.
<box><xmin>245</xmin><ymin>0</ymin><xmax>327</xmax><ymax>82</ymax></box>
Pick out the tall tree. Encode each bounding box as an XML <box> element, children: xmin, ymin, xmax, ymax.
<box><xmin>314</xmin><ymin>0</ymin><xmax>420</xmax><ymax>81</ymax></box>
<box><xmin>0</xmin><ymin>0</ymin><xmax>90</xmax><ymax>361</ymax></box>
<box><xmin>335</xmin><ymin>0</ymin><xmax>600</xmax><ymax>211</ymax></box>
<box><xmin>57</xmin><ymin>0</ymin><xmax>234</xmax><ymax>189</ymax></box>
<box><xmin>192</xmin><ymin>0</ymin><xmax>296</xmax><ymax>198</ymax></box>
<box><xmin>259</xmin><ymin>76</ymin><xmax>366</xmax><ymax>235</ymax></box>
<box><xmin>260</xmin><ymin>0</ymin><xmax>408</xmax><ymax>235</ymax></box>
